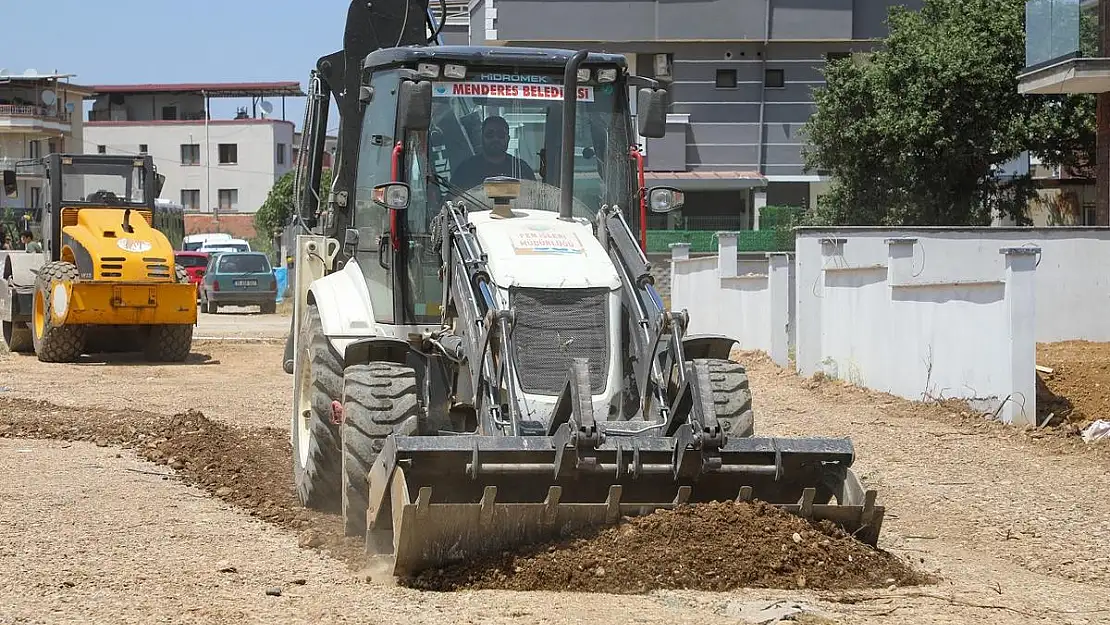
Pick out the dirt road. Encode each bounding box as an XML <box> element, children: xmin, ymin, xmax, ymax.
<box><xmin>1</xmin><ymin>316</ymin><xmax>1108</xmax><ymax>624</ymax></box>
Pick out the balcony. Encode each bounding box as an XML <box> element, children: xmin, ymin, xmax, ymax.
<box><xmin>1018</xmin><ymin>0</ymin><xmax>1110</xmax><ymax>94</ymax></box>
<box><xmin>0</xmin><ymin>103</ymin><xmax>73</xmax><ymax>132</ymax></box>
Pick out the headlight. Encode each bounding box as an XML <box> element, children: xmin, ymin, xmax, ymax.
<box><xmin>597</xmin><ymin>68</ymin><xmax>618</xmax><ymax>83</ymax></box>
<box><xmin>417</xmin><ymin>63</ymin><xmax>440</xmax><ymax>78</ymax></box>
<box><xmin>443</xmin><ymin>64</ymin><xmax>466</xmax><ymax>79</ymax></box>
<box><xmin>577</xmin><ymin>68</ymin><xmax>591</xmax><ymax>82</ymax></box>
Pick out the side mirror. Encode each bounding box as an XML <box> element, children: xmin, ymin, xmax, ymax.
<box><xmin>154</xmin><ymin>173</ymin><xmax>165</xmax><ymax>198</ymax></box>
<box><xmin>637</xmin><ymin>87</ymin><xmax>669</xmax><ymax>139</ymax></box>
<box><xmin>398</xmin><ymin>80</ymin><xmax>432</xmax><ymax>131</ymax></box>
<box><xmin>2</xmin><ymin>170</ymin><xmax>16</xmax><ymax>198</ymax></box>
<box><xmin>647</xmin><ymin>186</ymin><xmax>684</xmax><ymax>213</ymax></box>
<box><xmin>372</xmin><ymin>182</ymin><xmax>410</xmax><ymax>211</ymax></box>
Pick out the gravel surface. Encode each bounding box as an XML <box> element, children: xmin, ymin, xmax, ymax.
<box><xmin>1</xmin><ymin>313</ymin><xmax>1109</xmax><ymax>623</ymax></box>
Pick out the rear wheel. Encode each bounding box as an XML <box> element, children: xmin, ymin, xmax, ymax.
<box><xmin>143</xmin><ymin>324</ymin><xmax>193</xmax><ymax>362</ymax></box>
<box><xmin>291</xmin><ymin>303</ymin><xmax>343</xmax><ymax>511</ymax></box>
<box><xmin>340</xmin><ymin>363</ymin><xmax>420</xmax><ymax>537</ymax></box>
<box><xmin>260</xmin><ymin>301</ymin><xmax>277</xmax><ymax>314</ymax></box>
<box><xmin>2</xmin><ymin>320</ymin><xmax>32</xmax><ymax>353</ymax></box>
<box><xmin>31</xmin><ymin>261</ymin><xmax>85</xmax><ymax>363</ymax></box>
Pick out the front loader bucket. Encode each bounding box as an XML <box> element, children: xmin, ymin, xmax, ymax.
<box><xmin>364</xmin><ymin>431</ymin><xmax>885</xmax><ymax>577</ymax></box>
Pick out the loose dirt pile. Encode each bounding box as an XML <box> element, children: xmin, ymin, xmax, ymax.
<box><xmin>1036</xmin><ymin>341</ymin><xmax>1110</xmax><ymax>431</ymax></box>
<box><xmin>0</xmin><ymin>397</ymin><xmax>365</xmax><ymax>565</ymax></box>
<box><xmin>406</xmin><ymin>500</ymin><xmax>931</xmax><ymax>594</ymax></box>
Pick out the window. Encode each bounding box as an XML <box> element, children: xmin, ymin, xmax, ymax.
<box><xmin>826</xmin><ymin>51</ymin><xmax>851</xmax><ymax>63</ymax></box>
<box><xmin>97</xmin><ymin>145</ymin><xmax>107</xmax><ymax>154</ymax></box>
<box><xmin>139</xmin><ymin>144</ymin><xmax>148</xmax><ymax>154</ymax></box>
<box><xmin>181</xmin><ymin>144</ymin><xmax>200</xmax><ymax>165</ymax></box>
<box><xmin>715</xmin><ymin>69</ymin><xmax>738</xmax><ymax>89</ymax></box>
<box><xmin>162</xmin><ymin>106</ymin><xmax>177</xmax><ymax>121</ymax></box>
<box><xmin>218</xmin><ymin>188</ymin><xmax>238</xmax><ymax>211</ymax></box>
<box><xmin>764</xmin><ymin>68</ymin><xmax>785</xmax><ymax>89</ymax></box>
<box><xmin>218</xmin><ymin>143</ymin><xmax>237</xmax><ymax>164</ymax></box>
<box><xmin>29</xmin><ymin>140</ymin><xmax>40</xmax><ymax>159</ymax></box>
<box><xmin>181</xmin><ymin>189</ymin><xmax>200</xmax><ymax>210</ymax></box>
<box><xmin>276</xmin><ymin>143</ymin><xmax>286</xmax><ymax>165</ymax></box>
<box><xmin>48</xmin><ymin>140</ymin><xmax>57</xmax><ymax>154</ymax></box>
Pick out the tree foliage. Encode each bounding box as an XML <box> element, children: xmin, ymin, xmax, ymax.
<box><xmin>800</xmin><ymin>0</ymin><xmax>1096</xmax><ymax>226</ymax></box>
<box><xmin>254</xmin><ymin>167</ymin><xmax>333</xmax><ymax>239</ymax></box>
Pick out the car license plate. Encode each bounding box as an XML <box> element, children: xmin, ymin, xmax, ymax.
<box><xmin>234</xmin><ymin>279</ymin><xmax>257</xmax><ymax>287</ymax></box>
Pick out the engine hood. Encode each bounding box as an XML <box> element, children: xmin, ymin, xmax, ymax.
<box><xmin>467</xmin><ymin>209</ymin><xmax>620</xmax><ymax>290</ymax></box>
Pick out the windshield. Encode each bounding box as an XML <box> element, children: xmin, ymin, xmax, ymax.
<box><xmin>60</xmin><ymin>160</ymin><xmax>148</xmax><ymax>206</ymax></box>
<box><xmin>414</xmin><ymin>75</ymin><xmax>634</xmax><ymax>222</ymax></box>
<box><xmin>217</xmin><ymin>254</ymin><xmax>270</xmax><ymax>273</ymax></box>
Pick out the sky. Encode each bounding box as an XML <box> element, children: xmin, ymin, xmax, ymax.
<box><xmin>3</xmin><ymin>0</ymin><xmax>360</xmax><ymax>134</ymax></box>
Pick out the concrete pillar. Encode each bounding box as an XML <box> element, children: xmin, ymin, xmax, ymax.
<box><xmin>715</xmin><ymin>231</ymin><xmax>739</xmax><ymax>278</ymax></box>
<box><xmin>886</xmin><ymin>237</ymin><xmax>917</xmax><ymax>285</ymax></box>
<box><xmin>1000</xmin><ymin>246</ymin><xmax>1039</xmax><ymax>427</ymax></box>
<box><xmin>753</xmin><ymin>189</ymin><xmax>768</xmax><ymax>230</ymax></box>
<box><xmin>767</xmin><ymin>252</ymin><xmax>791</xmax><ymax>367</ymax></box>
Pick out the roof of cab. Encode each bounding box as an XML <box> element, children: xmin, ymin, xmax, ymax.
<box><xmin>363</xmin><ymin>45</ymin><xmax>629</xmax><ymax>72</ymax></box>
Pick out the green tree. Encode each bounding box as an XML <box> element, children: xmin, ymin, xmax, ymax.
<box><xmin>800</xmin><ymin>0</ymin><xmax>1096</xmax><ymax>226</ymax></box>
<box><xmin>254</xmin><ymin>167</ymin><xmax>333</xmax><ymax>241</ymax></box>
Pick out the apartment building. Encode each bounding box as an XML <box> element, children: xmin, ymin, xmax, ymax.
<box><xmin>465</xmin><ymin>0</ymin><xmax>923</xmax><ymax>231</ymax></box>
<box><xmin>0</xmin><ymin>70</ymin><xmax>92</xmax><ymax>213</ymax></box>
<box><xmin>83</xmin><ymin>81</ymin><xmax>304</xmax><ymax>216</ymax></box>
<box><xmin>1018</xmin><ymin>0</ymin><xmax>1105</xmax><ymax>225</ymax></box>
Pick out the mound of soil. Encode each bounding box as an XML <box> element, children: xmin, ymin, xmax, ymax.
<box><xmin>406</xmin><ymin>500</ymin><xmax>932</xmax><ymax>594</ymax></box>
<box><xmin>1036</xmin><ymin>341</ymin><xmax>1110</xmax><ymax>431</ymax></box>
<box><xmin>0</xmin><ymin>397</ymin><xmax>366</xmax><ymax>565</ymax></box>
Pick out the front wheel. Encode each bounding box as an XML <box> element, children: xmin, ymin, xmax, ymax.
<box><xmin>31</xmin><ymin>261</ymin><xmax>86</xmax><ymax>363</ymax></box>
<box><xmin>340</xmin><ymin>363</ymin><xmax>420</xmax><ymax>537</ymax></box>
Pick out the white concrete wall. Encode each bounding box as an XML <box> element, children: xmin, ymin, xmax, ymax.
<box><xmin>794</xmin><ymin>227</ymin><xmax>1110</xmax><ymax>350</ymax></box>
<box><xmin>669</xmin><ymin>235</ymin><xmax>794</xmax><ymax>367</ymax></box>
<box><xmin>84</xmin><ymin>120</ymin><xmax>293</xmax><ymax>214</ymax></box>
<box><xmin>791</xmin><ymin>227</ymin><xmax>1080</xmax><ymax>427</ymax></box>
<box><xmin>666</xmin><ymin>227</ymin><xmax>1110</xmax><ymax>427</ymax></box>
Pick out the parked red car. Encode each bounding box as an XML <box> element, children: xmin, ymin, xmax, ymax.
<box><xmin>174</xmin><ymin>251</ymin><xmax>210</xmax><ymax>293</ymax></box>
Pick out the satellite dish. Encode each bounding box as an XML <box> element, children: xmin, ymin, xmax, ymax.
<box><xmin>0</xmin><ymin>69</ymin><xmax>8</xmax><ymax>78</ymax></box>
<box><xmin>41</xmin><ymin>90</ymin><xmax>57</xmax><ymax>106</ymax></box>
<box><xmin>260</xmin><ymin>101</ymin><xmax>274</xmax><ymax>115</ymax></box>
<box><xmin>24</xmin><ymin>68</ymin><xmax>38</xmax><ymax>77</ymax></box>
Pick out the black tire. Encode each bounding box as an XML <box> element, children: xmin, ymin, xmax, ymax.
<box><xmin>291</xmin><ymin>304</ymin><xmax>343</xmax><ymax>512</ymax></box>
<box><xmin>702</xmin><ymin>358</ymin><xmax>755</xmax><ymax>437</ymax></box>
<box><xmin>260</xmin><ymin>301</ymin><xmax>277</xmax><ymax>314</ymax></box>
<box><xmin>31</xmin><ymin>261</ymin><xmax>86</xmax><ymax>363</ymax></box>
<box><xmin>2</xmin><ymin>320</ymin><xmax>33</xmax><ymax>353</ymax></box>
<box><xmin>340</xmin><ymin>363</ymin><xmax>420</xmax><ymax>537</ymax></box>
<box><xmin>143</xmin><ymin>324</ymin><xmax>193</xmax><ymax>362</ymax></box>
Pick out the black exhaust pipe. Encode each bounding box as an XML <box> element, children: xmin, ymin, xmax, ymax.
<box><xmin>559</xmin><ymin>49</ymin><xmax>589</xmax><ymax>222</ymax></box>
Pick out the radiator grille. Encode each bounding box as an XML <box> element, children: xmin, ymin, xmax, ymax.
<box><xmin>510</xmin><ymin>287</ymin><xmax>610</xmax><ymax>396</ymax></box>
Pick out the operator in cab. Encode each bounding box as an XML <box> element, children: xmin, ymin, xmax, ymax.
<box><xmin>449</xmin><ymin>115</ymin><xmax>536</xmax><ymax>192</ymax></box>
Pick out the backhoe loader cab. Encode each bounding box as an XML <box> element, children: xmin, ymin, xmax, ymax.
<box><xmin>287</xmin><ymin>0</ymin><xmax>885</xmax><ymax>578</ymax></box>
<box><xmin>0</xmin><ymin>153</ymin><xmax>195</xmax><ymax>362</ymax></box>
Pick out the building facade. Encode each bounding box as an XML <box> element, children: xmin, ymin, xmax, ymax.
<box><xmin>1018</xmin><ymin>0</ymin><xmax>1105</xmax><ymax>225</ymax></box>
<box><xmin>0</xmin><ymin>71</ymin><xmax>92</xmax><ymax>218</ymax></box>
<box><xmin>83</xmin><ymin>81</ymin><xmax>304</xmax><ymax>216</ymax></box>
<box><xmin>464</xmin><ymin>0</ymin><xmax>923</xmax><ymax>234</ymax></box>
